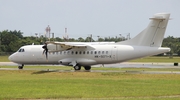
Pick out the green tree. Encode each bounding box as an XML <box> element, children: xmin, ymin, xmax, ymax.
<box><xmin>98</xmin><ymin>37</ymin><xmax>104</xmax><ymax>42</ymax></box>
<box><xmin>78</xmin><ymin>37</ymin><xmax>85</xmax><ymax>42</ymax></box>
<box><xmin>10</xmin><ymin>30</ymin><xmax>23</xmax><ymax>39</ymax></box>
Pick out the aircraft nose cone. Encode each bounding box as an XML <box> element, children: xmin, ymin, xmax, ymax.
<box><xmin>8</xmin><ymin>53</ymin><xmax>16</xmax><ymax>62</ymax></box>
<box><xmin>8</xmin><ymin>55</ymin><xmax>13</xmax><ymax>61</ymax></box>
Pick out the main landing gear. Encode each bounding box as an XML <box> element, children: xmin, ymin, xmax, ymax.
<box><xmin>18</xmin><ymin>64</ymin><xmax>24</xmax><ymax>69</ymax></box>
<box><xmin>74</xmin><ymin>65</ymin><xmax>81</xmax><ymax>70</ymax></box>
<box><xmin>73</xmin><ymin>65</ymin><xmax>91</xmax><ymax>71</ymax></box>
<box><xmin>84</xmin><ymin>66</ymin><xmax>91</xmax><ymax>70</ymax></box>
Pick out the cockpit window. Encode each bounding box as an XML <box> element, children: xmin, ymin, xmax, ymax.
<box><xmin>18</xmin><ymin>48</ymin><xmax>25</xmax><ymax>52</ymax></box>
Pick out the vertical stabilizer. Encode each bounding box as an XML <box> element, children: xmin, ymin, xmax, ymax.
<box><xmin>117</xmin><ymin>13</ymin><xmax>170</xmax><ymax>47</ymax></box>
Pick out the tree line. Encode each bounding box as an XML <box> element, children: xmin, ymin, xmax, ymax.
<box><xmin>0</xmin><ymin>30</ymin><xmax>180</xmax><ymax>56</ymax></box>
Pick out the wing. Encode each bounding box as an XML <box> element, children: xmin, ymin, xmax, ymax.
<box><xmin>46</xmin><ymin>41</ymin><xmax>95</xmax><ymax>52</ymax></box>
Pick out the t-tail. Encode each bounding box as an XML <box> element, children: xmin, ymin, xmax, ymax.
<box><xmin>117</xmin><ymin>13</ymin><xmax>170</xmax><ymax>47</ymax></box>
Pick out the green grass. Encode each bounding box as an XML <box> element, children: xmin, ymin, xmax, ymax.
<box><xmin>1</xmin><ymin>55</ymin><xmax>180</xmax><ymax>99</ymax></box>
<box><xmin>0</xmin><ymin>68</ymin><xmax>180</xmax><ymax>99</ymax></box>
<box><xmin>0</xmin><ymin>55</ymin><xmax>10</xmax><ymax>62</ymax></box>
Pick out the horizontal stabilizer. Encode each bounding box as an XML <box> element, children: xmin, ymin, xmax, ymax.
<box><xmin>149</xmin><ymin>15</ymin><xmax>166</xmax><ymax>20</ymax></box>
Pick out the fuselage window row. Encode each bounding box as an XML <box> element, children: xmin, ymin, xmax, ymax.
<box><xmin>49</xmin><ymin>51</ymin><xmax>108</xmax><ymax>55</ymax></box>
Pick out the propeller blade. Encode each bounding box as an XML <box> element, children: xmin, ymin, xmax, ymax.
<box><xmin>42</xmin><ymin>43</ymin><xmax>48</xmax><ymax>60</ymax></box>
<box><xmin>45</xmin><ymin>49</ymin><xmax>48</xmax><ymax>59</ymax></box>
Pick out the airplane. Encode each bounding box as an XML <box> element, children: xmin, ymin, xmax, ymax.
<box><xmin>9</xmin><ymin>13</ymin><xmax>171</xmax><ymax>70</ymax></box>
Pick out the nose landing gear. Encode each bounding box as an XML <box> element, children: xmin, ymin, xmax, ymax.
<box><xmin>18</xmin><ymin>64</ymin><xmax>24</xmax><ymax>69</ymax></box>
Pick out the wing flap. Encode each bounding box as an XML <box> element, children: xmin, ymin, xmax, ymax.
<box><xmin>52</xmin><ymin>42</ymin><xmax>88</xmax><ymax>48</ymax></box>
<box><xmin>46</xmin><ymin>41</ymin><xmax>94</xmax><ymax>52</ymax></box>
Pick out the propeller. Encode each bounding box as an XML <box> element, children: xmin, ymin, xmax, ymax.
<box><xmin>42</xmin><ymin>43</ymin><xmax>48</xmax><ymax>59</ymax></box>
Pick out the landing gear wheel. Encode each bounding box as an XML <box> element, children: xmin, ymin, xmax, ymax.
<box><xmin>18</xmin><ymin>66</ymin><xmax>23</xmax><ymax>69</ymax></box>
<box><xmin>84</xmin><ymin>66</ymin><xmax>91</xmax><ymax>70</ymax></box>
<box><xmin>74</xmin><ymin>65</ymin><xmax>81</xmax><ymax>70</ymax></box>
<box><xmin>18</xmin><ymin>64</ymin><xmax>24</xmax><ymax>69</ymax></box>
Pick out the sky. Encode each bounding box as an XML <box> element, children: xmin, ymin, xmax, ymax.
<box><xmin>0</xmin><ymin>0</ymin><xmax>179</xmax><ymax>40</ymax></box>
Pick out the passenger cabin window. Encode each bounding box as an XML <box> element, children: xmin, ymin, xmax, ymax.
<box><xmin>98</xmin><ymin>51</ymin><xmax>101</xmax><ymax>54</ymax></box>
<box><xmin>106</xmin><ymin>51</ymin><xmax>108</xmax><ymax>54</ymax></box>
<box><xmin>83</xmin><ymin>51</ymin><xmax>85</xmax><ymax>54</ymax></box>
<box><xmin>18</xmin><ymin>48</ymin><xmax>25</xmax><ymax>52</ymax></box>
<box><xmin>94</xmin><ymin>51</ymin><xmax>97</xmax><ymax>54</ymax></box>
<box><xmin>91</xmin><ymin>51</ymin><xmax>93</xmax><ymax>54</ymax></box>
<box><xmin>67</xmin><ymin>51</ymin><xmax>70</xmax><ymax>54</ymax></box>
<box><xmin>87</xmin><ymin>51</ymin><xmax>89</xmax><ymax>54</ymax></box>
<box><xmin>102</xmin><ymin>51</ymin><xmax>104</xmax><ymax>54</ymax></box>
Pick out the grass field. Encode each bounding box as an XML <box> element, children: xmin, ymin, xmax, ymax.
<box><xmin>0</xmin><ymin>56</ymin><xmax>10</xmax><ymax>62</ymax></box>
<box><xmin>0</xmin><ymin>56</ymin><xmax>180</xmax><ymax>99</ymax></box>
<box><xmin>0</xmin><ymin>66</ymin><xmax>180</xmax><ymax>99</ymax></box>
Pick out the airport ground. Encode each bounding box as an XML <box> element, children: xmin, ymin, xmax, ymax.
<box><xmin>0</xmin><ymin>56</ymin><xmax>180</xmax><ymax>99</ymax></box>
<box><xmin>1</xmin><ymin>55</ymin><xmax>180</xmax><ymax>62</ymax></box>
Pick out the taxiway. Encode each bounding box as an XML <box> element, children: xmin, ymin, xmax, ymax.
<box><xmin>0</xmin><ymin>62</ymin><xmax>180</xmax><ymax>74</ymax></box>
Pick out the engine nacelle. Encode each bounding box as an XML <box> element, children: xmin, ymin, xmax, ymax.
<box><xmin>58</xmin><ymin>58</ymin><xmax>97</xmax><ymax>66</ymax></box>
<box><xmin>58</xmin><ymin>59</ymin><xmax>71</xmax><ymax>65</ymax></box>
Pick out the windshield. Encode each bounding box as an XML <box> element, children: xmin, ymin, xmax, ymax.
<box><xmin>18</xmin><ymin>48</ymin><xmax>25</xmax><ymax>52</ymax></box>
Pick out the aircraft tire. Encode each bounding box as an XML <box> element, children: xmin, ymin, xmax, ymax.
<box><xmin>74</xmin><ymin>65</ymin><xmax>81</xmax><ymax>70</ymax></box>
<box><xmin>18</xmin><ymin>66</ymin><xmax>23</xmax><ymax>69</ymax></box>
<box><xmin>18</xmin><ymin>64</ymin><xmax>24</xmax><ymax>69</ymax></box>
<box><xmin>84</xmin><ymin>66</ymin><xmax>91</xmax><ymax>70</ymax></box>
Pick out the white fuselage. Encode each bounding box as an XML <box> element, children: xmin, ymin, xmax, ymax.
<box><xmin>8</xmin><ymin>13</ymin><xmax>171</xmax><ymax>70</ymax></box>
<box><xmin>9</xmin><ymin>44</ymin><xmax>170</xmax><ymax>66</ymax></box>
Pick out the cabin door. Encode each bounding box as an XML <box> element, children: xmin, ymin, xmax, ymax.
<box><xmin>111</xmin><ymin>46</ymin><xmax>118</xmax><ymax>61</ymax></box>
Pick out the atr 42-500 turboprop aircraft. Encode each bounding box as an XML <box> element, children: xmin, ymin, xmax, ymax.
<box><xmin>9</xmin><ymin>13</ymin><xmax>171</xmax><ymax>70</ymax></box>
